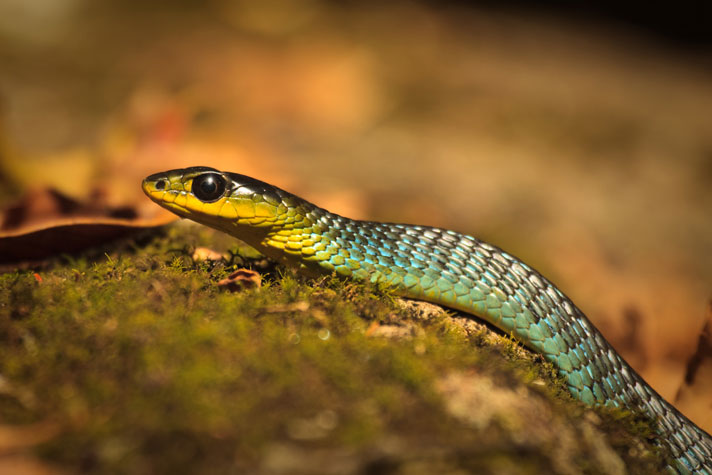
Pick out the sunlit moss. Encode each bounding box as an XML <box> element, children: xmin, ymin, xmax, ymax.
<box><xmin>0</xmin><ymin>224</ymin><xmax>667</xmax><ymax>473</ymax></box>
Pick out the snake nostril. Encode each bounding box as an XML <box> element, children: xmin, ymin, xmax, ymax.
<box><xmin>155</xmin><ymin>179</ymin><xmax>167</xmax><ymax>190</ymax></box>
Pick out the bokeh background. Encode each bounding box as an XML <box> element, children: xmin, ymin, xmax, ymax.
<box><xmin>1</xmin><ymin>0</ymin><xmax>710</xmax><ymax>431</ymax></box>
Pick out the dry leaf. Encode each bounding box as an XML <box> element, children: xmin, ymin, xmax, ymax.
<box><xmin>217</xmin><ymin>269</ymin><xmax>261</xmax><ymax>292</ymax></box>
<box><xmin>192</xmin><ymin>247</ymin><xmax>228</xmax><ymax>262</ymax></box>
<box><xmin>0</xmin><ymin>187</ymin><xmax>176</xmax><ymax>265</ymax></box>
<box><xmin>0</xmin><ymin>455</ymin><xmax>60</xmax><ymax>475</ymax></box>
<box><xmin>682</xmin><ymin>305</ymin><xmax>712</xmax><ymax>387</ymax></box>
<box><xmin>675</xmin><ymin>302</ymin><xmax>712</xmax><ymax>431</ymax></box>
<box><xmin>0</xmin><ymin>421</ymin><xmax>59</xmax><ymax>454</ymax></box>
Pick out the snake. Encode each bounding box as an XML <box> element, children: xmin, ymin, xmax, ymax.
<box><xmin>142</xmin><ymin>166</ymin><xmax>711</xmax><ymax>473</ymax></box>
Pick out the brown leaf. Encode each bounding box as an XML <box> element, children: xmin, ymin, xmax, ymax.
<box><xmin>682</xmin><ymin>305</ymin><xmax>712</xmax><ymax>387</ymax></box>
<box><xmin>0</xmin><ymin>455</ymin><xmax>60</xmax><ymax>475</ymax></box>
<box><xmin>192</xmin><ymin>247</ymin><xmax>228</xmax><ymax>263</ymax></box>
<box><xmin>685</xmin><ymin>302</ymin><xmax>712</xmax><ymax>386</ymax></box>
<box><xmin>217</xmin><ymin>269</ymin><xmax>261</xmax><ymax>292</ymax></box>
<box><xmin>0</xmin><ymin>187</ymin><xmax>176</xmax><ymax>265</ymax></box>
<box><xmin>0</xmin><ymin>421</ymin><xmax>60</xmax><ymax>454</ymax></box>
<box><xmin>674</xmin><ymin>301</ymin><xmax>712</xmax><ymax>433</ymax></box>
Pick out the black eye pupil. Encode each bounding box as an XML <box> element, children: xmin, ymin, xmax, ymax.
<box><xmin>155</xmin><ymin>179</ymin><xmax>166</xmax><ymax>190</ymax></box>
<box><xmin>201</xmin><ymin>179</ymin><xmax>217</xmax><ymax>194</ymax></box>
<box><xmin>192</xmin><ymin>173</ymin><xmax>226</xmax><ymax>202</ymax></box>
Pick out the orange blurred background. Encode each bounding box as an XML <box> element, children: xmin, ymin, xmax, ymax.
<box><xmin>1</xmin><ymin>0</ymin><xmax>710</xmax><ymax>431</ymax></box>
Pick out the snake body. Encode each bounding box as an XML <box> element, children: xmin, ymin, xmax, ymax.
<box><xmin>143</xmin><ymin>166</ymin><xmax>712</xmax><ymax>473</ymax></box>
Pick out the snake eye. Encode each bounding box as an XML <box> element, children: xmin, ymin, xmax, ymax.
<box><xmin>192</xmin><ymin>173</ymin><xmax>227</xmax><ymax>202</ymax></box>
<box><xmin>155</xmin><ymin>179</ymin><xmax>167</xmax><ymax>190</ymax></box>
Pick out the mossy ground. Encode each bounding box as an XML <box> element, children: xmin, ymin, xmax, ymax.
<box><xmin>0</xmin><ymin>224</ymin><xmax>667</xmax><ymax>474</ymax></box>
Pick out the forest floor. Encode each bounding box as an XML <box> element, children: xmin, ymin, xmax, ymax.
<box><xmin>0</xmin><ymin>223</ymin><xmax>668</xmax><ymax>474</ymax></box>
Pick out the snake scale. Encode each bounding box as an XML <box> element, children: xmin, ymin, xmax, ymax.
<box><xmin>143</xmin><ymin>166</ymin><xmax>712</xmax><ymax>473</ymax></box>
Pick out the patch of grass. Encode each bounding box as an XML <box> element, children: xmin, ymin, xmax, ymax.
<box><xmin>0</xmin><ymin>224</ymin><xmax>667</xmax><ymax>473</ymax></box>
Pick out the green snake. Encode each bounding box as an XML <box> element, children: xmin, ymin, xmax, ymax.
<box><xmin>142</xmin><ymin>166</ymin><xmax>712</xmax><ymax>473</ymax></box>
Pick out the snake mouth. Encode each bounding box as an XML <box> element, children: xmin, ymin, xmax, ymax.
<box><xmin>142</xmin><ymin>177</ymin><xmax>192</xmax><ymax>218</ymax></box>
<box><xmin>153</xmin><ymin>199</ymin><xmax>193</xmax><ymax>219</ymax></box>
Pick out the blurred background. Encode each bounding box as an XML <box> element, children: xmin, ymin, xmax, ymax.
<box><xmin>0</xmin><ymin>0</ymin><xmax>710</xmax><ymax>431</ymax></box>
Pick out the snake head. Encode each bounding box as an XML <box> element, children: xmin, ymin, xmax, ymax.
<box><xmin>142</xmin><ymin>166</ymin><xmax>304</xmax><ymax>240</ymax></box>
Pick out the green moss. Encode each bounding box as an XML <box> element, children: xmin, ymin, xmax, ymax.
<box><xmin>0</xmin><ymin>224</ymin><xmax>667</xmax><ymax>473</ymax></box>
